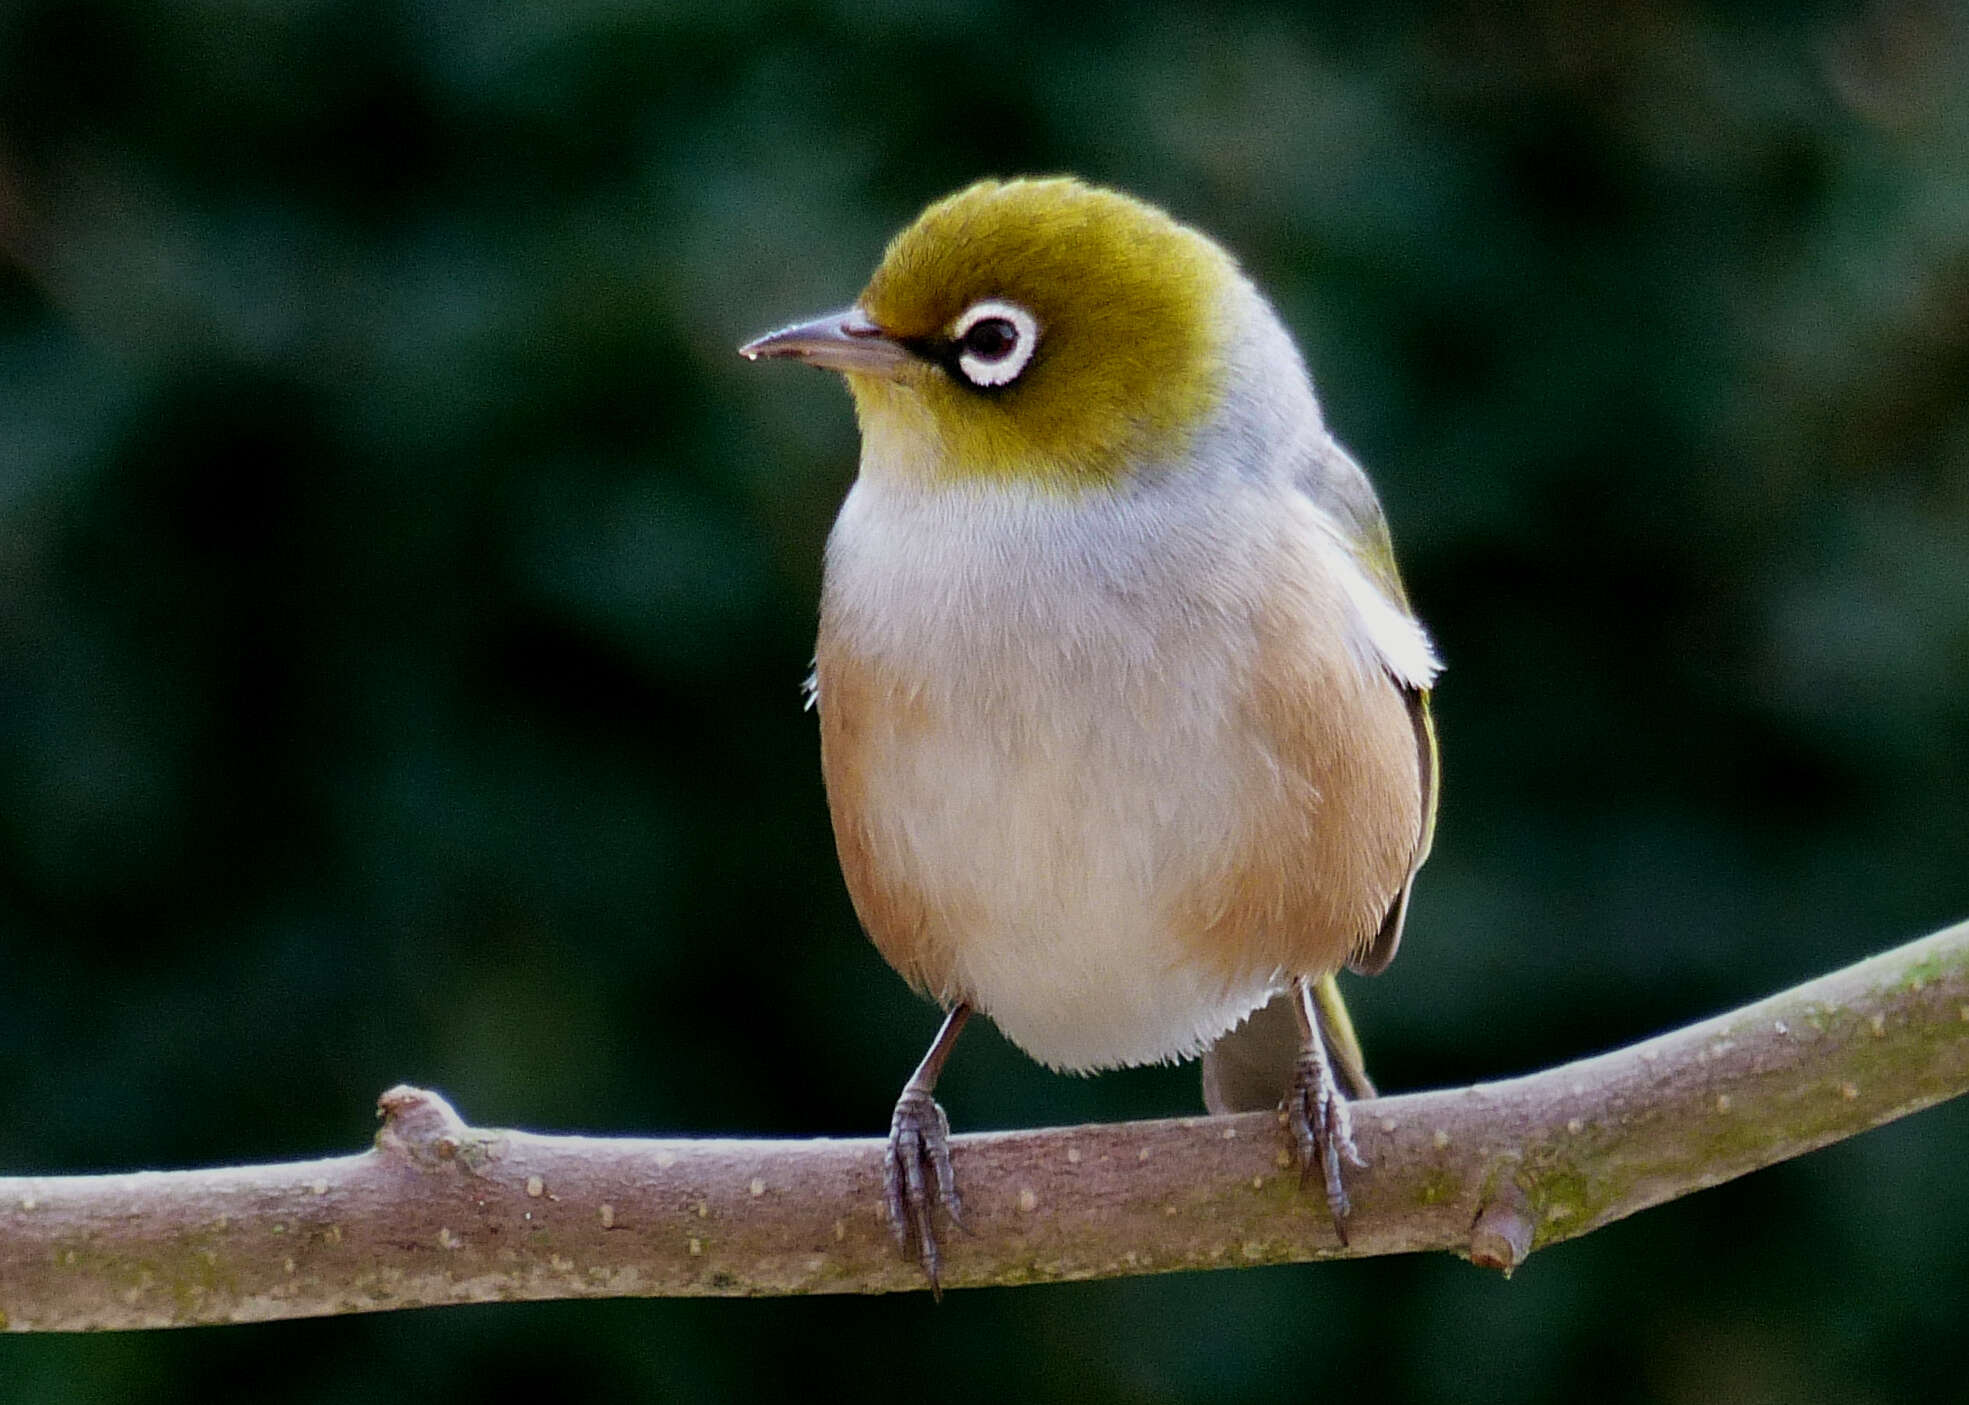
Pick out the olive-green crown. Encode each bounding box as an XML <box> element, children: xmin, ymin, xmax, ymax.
<box><xmin>853</xmin><ymin>178</ymin><xmax>1241</xmax><ymax>489</ymax></box>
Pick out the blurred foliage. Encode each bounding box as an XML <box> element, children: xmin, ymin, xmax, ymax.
<box><xmin>2</xmin><ymin>0</ymin><xmax>1967</xmax><ymax>1400</ymax></box>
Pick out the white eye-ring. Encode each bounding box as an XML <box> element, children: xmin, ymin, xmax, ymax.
<box><xmin>951</xmin><ymin>299</ymin><xmax>1039</xmax><ymax>388</ymax></box>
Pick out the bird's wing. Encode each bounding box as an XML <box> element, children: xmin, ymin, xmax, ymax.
<box><xmin>1294</xmin><ymin>438</ymin><xmax>1440</xmax><ymax>976</ymax></box>
<box><xmin>1349</xmin><ymin>687</ymin><xmax>1437</xmax><ymax>974</ymax></box>
<box><xmin>1200</xmin><ymin>435</ymin><xmax>1440</xmax><ymax>1112</ymax></box>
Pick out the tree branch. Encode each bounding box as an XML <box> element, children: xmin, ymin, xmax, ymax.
<box><xmin>4</xmin><ymin>918</ymin><xmax>1966</xmax><ymax>1330</ymax></box>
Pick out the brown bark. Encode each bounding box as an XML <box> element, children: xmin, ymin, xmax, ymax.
<box><xmin>2</xmin><ymin>917</ymin><xmax>1965</xmax><ymax>1330</ymax></box>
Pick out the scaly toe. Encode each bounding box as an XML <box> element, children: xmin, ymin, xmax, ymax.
<box><xmin>885</xmin><ymin>1088</ymin><xmax>959</xmax><ymax>1294</ymax></box>
<box><xmin>1285</xmin><ymin>1050</ymin><xmax>1360</xmax><ymax>1241</ymax></box>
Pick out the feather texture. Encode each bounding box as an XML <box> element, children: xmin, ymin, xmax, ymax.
<box><xmin>796</xmin><ymin>179</ymin><xmax>1438</xmax><ymax>1077</ymax></box>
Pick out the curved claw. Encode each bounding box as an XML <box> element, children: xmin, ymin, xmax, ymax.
<box><xmin>1287</xmin><ymin>1049</ymin><xmax>1365</xmax><ymax>1244</ymax></box>
<box><xmin>885</xmin><ymin>1087</ymin><xmax>962</xmax><ymax>1296</ymax></box>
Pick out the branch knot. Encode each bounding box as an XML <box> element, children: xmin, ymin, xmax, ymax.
<box><xmin>374</xmin><ymin>1084</ymin><xmax>473</xmax><ymax>1167</ymax></box>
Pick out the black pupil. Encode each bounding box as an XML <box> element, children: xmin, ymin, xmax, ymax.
<box><xmin>963</xmin><ymin>317</ymin><xmax>1017</xmax><ymax>361</ymax></box>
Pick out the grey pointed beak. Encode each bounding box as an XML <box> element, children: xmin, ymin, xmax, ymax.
<box><xmin>739</xmin><ymin>306</ymin><xmax>915</xmax><ymax>378</ymax></box>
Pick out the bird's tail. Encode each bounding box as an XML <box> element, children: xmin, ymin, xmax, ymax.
<box><xmin>1200</xmin><ymin>973</ymin><xmax>1375</xmax><ymax>1114</ymax></box>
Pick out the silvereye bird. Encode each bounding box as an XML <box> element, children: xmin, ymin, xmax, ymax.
<box><xmin>742</xmin><ymin>177</ymin><xmax>1440</xmax><ymax>1292</ymax></box>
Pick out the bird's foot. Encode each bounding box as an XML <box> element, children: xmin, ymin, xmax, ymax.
<box><xmin>885</xmin><ymin>1085</ymin><xmax>963</xmax><ymax>1296</ymax></box>
<box><xmin>1285</xmin><ymin>1047</ymin><xmax>1368</xmax><ymax>1244</ymax></box>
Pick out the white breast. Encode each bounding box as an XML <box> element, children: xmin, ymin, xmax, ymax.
<box><xmin>815</xmin><ymin>277</ymin><xmax>1425</xmax><ymax>1073</ymax></box>
<box><xmin>820</xmin><ymin>468</ymin><xmax>1330</xmax><ymax>1072</ymax></box>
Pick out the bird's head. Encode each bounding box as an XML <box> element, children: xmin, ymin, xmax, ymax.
<box><xmin>742</xmin><ymin>178</ymin><xmax>1246</xmax><ymax>493</ymax></box>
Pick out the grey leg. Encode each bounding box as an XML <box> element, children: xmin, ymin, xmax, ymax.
<box><xmin>885</xmin><ymin>1003</ymin><xmax>971</xmax><ymax>1297</ymax></box>
<box><xmin>1286</xmin><ymin>975</ymin><xmax>1367</xmax><ymax>1243</ymax></box>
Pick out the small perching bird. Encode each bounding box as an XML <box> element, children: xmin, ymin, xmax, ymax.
<box><xmin>742</xmin><ymin>177</ymin><xmax>1440</xmax><ymax>1293</ymax></box>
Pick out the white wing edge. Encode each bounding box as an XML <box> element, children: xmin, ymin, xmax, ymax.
<box><xmin>1313</xmin><ymin>515</ymin><xmax>1442</xmax><ymax>692</ymax></box>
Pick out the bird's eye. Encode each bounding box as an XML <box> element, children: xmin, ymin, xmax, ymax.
<box><xmin>962</xmin><ymin>318</ymin><xmax>1017</xmax><ymax>361</ymax></box>
<box><xmin>950</xmin><ymin>299</ymin><xmax>1039</xmax><ymax>388</ymax></box>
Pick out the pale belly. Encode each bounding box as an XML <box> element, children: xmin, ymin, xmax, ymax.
<box><xmin>814</xmin><ymin>460</ymin><xmax>1399</xmax><ymax>1075</ymax></box>
<box><xmin>835</xmin><ymin>669</ymin><xmax>1286</xmax><ymax>1074</ymax></box>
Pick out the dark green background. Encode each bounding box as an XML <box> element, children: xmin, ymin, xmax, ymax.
<box><xmin>3</xmin><ymin>1</ymin><xmax>1966</xmax><ymax>1400</ymax></box>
